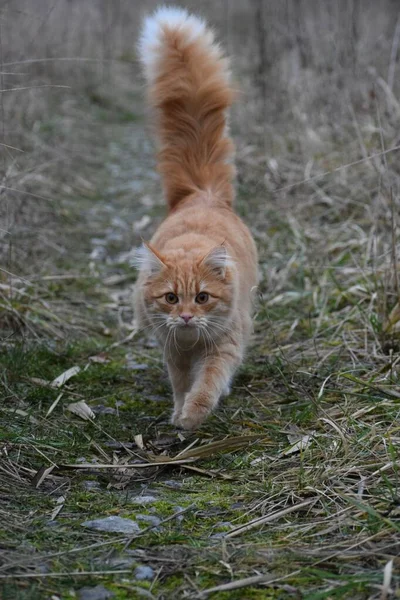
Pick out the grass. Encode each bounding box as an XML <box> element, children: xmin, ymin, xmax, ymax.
<box><xmin>1</xmin><ymin>1</ymin><xmax>400</xmax><ymax>599</ymax></box>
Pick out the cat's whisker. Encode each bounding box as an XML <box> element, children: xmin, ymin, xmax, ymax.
<box><xmin>206</xmin><ymin>322</ymin><xmax>229</xmax><ymax>336</ymax></box>
<box><xmin>172</xmin><ymin>327</ymin><xmax>181</xmax><ymax>355</ymax></box>
<box><xmin>205</xmin><ymin>326</ymin><xmax>221</xmax><ymax>356</ymax></box>
<box><xmin>185</xmin><ymin>327</ymin><xmax>201</xmax><ymax>350</ymax></box>
<box><xmin>200</xmin><ymin>325</ymin><xmax>216</xmax><ymax>357</ymax></box>
<box><xmin>162</xmin><ymin>327</ymin><xmax>173</xmax><ymax>361</ymax></box>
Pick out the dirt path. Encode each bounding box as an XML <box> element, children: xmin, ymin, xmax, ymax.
<box><xmin>1</xmin><ymin>82</ymin><xmax>400</xmax><ymax>599</ymax></box>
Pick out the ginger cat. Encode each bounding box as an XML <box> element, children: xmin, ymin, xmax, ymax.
<box><xmin>135</xmin><ymin>7</ymin><xmax>258</xmax><ymax>430</ymax></box>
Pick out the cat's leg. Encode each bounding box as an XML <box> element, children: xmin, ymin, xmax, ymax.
<box><xmin>167</xmin><ymin>360</ymin><xmax>192</xmax><ymax>426</ymax></box>
<box><xmin>178</xmin><ymin>336</ymin><xmax>242</xmax><ymax>430</ymax></box>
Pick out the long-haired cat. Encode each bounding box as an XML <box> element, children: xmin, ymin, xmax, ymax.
<box><xmin>135</xmin><ymin>6</ymin><xmax>258</xmax><ymax>430</ymax></box>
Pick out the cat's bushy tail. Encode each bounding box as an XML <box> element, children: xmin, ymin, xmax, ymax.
<box><xmin>138</xmin><ymin>7</ymin><xmax>235</xmax><ymax>211</ymax></box>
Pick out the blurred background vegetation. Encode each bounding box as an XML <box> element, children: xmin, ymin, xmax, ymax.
<box><xmin>1</xmin><ymin>0</ymin><xmax>400</xmax><ymax>270</ymax></box>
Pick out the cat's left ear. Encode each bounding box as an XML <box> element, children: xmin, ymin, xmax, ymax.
<box><xmin>132</xmin><ymin>242</ymin><xmax>167</xmax><ymax>274</ymax></box>
<box><xmin>201</xmin><ymin>245</ymin><xmax>234</xmax><ymax>278</ymax></box>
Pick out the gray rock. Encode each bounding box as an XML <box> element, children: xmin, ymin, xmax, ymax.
<box><xmin>91</xmin><ymin>405</ymin><xmax>116</xmax><ymax>415</ymax></box>
<box><xmin>107</xmin><ymin>556</ymin><xmax>136</xmax><ymax>569</ymax></box>
<box><xmin>83</xmin><ymin>480</ymin><xmax>101</xmax><ymax>491</ymax></box>
<box><xmin>135</xmin><ymin>514</ymin><xmax>161</xmax><ymax>527</ymax></box>
<box><xmin>81</xmin><ymin>516</ymin><xmax>140</xmax><ymax>534</ymax></box>
<box><xmin>162</xmin><ymin>480</ymin><xmax>182</xmax><ymax>489</ymax></box>
<box><xmin>78</xmin><ymin>585</ymin><xmax>114</xmax><ymax>600</ymax></box>
<box><xmin>216</xmin><ymin>521</ymin><xmax>233</xmax><ymax>529</ymax></box>
<box><xmin>130</xmin><ymin>495</ymin><xmax>157</xmax><ymax>505</ymax></box>
<box><xmin>146</xmin><ymin>394</ymin><xmax>163</xmax><ymax>402</ymax></box>
<box><xmin>144</xmin><ymin>338</ymin><xmax>158</xmax><ymax>348</ymax></box>
<box><xmin>45</xmin><ymin>520</ymin><xmax>60</xmax><ymax>528</ymax></box>
<box><xmin>105</xmin><ymin>441</ymin><xmax>135</xmax><ymax>449</ymax></box>
<box><xmin>126</xmin><ymin>361</ymin><xmax>148</xmax><ymax>371</ymax></box>
<box><xmin>172</xmin><ymin>506</ymin><xmax>186</xmax><ymax>523</ymax></box>
<box><xmin>111</xmin><ymin>216</ymin><xmax>129</xmax><ymax>230</ymax></box>
<box><xmin>210</xmin><ymin>522</ymin><xmax>233</xmax><ymax>539</ymax></box>
<box><xmin>90</xmin><ymin>246</ymin><xmax>107</xmax><ymax>261</ymax></box>
<box><xmin>134</xmin><ymin>565</ymin><xmax>155</xmax><ymax>580</ymax></box>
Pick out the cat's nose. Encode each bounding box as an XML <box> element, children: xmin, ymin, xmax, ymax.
<box><xmin>180</xmin><ymin>313</ymin><xmax>193</xmax><ymax>324</ymax></box>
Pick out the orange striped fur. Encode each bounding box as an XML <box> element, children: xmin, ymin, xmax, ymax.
<box><xmin>135</xmin><ymin>7</ymin><xmax>258</xmax><ymax>429</ymax></box>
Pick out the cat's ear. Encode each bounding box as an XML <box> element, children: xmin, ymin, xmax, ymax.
<box><xmin>201</xmin><ymin>245</ymin><xmax>234</xmax><ymax>278</ymax></box>
<box><xmin>132</xmin><ymin>242</ymin><xmax>167</xmax><ymax>274</ymax></box>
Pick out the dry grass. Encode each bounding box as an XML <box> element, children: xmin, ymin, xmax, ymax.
<box><xmin>1</xmin><ymin>1</ymin><xmax>400</xmax><ymax>599</ymax></box>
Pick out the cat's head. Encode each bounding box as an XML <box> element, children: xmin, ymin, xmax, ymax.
<box><xmin>135</xmin><ymin>242</ymin><xmax>236</xmax><ymax>342</ymax></box>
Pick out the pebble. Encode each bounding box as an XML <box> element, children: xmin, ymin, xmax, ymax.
<box><xmin>78</xmin><ymin>585</ymin><xmax>114</xmax><ymax>600</ymax></box>
<box><xmin>135</xmin><ymin>514</ymin><xmax>161</xmax><ymax>527</ymax></box>
<box><xmin>45</xmin><ymin>520</ymin><xmax>60</xmax><ymax>528</ymax></box>
<box><xmin>147</xmin><ymin>394</ymin><xmax>165</xmax><ymax>402</ymax></box>
<box><xmin>216</xmin><ymin>521</ymin><xmax>233</xmax><ymax>529</ymax></box>
<box><xmin>130</xmin><ymin>495</ymin><xmax>157</xmax><ymax>505</ymax></box>
<box><xmin>173</xmin><ymin>506</ymin><xmax>186</xmax><ymax>522</ymax></box>
<box><xmin>162</xmin><ymin>480</ymin><xmax>183</xmax><ymax>489</ymax></box>
<box><xmin>91</xmin><ymin>405</ymin><xmax>116</xmax><ymax>415</ymax></box>
<box><xmin>134</xmin><ymin>565</ymin><xmax>155</xmax><ymax>580</ymax></box>
<box><xmin>81</xmin><ymin>516</ymin><xmax>140</xmax><ymax>534</ymax></box>
<box><xmin>125</xmin><ymin>361</ymin><xmax>149</xmax><ymax>371</ymax></box>
<box><xmin>83</xmin><ymin>480</ymin><xmax>101</xmax><ymax>491</ymax></box>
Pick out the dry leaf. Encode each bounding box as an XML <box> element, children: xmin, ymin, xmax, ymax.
<box><xmin>31</xmin><ymin>464</ymin><xmax>55</xmax><ymax>488</ymax></box>
<box><xmin>67</xmin><ymin>401</ymin><xmax>95</xmax><ymax>420</ymax></box>
<box><xmin>51</xmin><ymin>366</ymin><xmax>81</xmax><ymax>388</ymax></box>
<box><xmin>46</xmin><ymin>392</ymin><xmax>63</xmax><ymax>418</ymax></box>
<box><xmin>3</xmin><ymin>407</ymin><xmax>39</xmax><ymax>425</ymax></box>
<box><xmin>134</xmin><ymin>434</ymin><xmax>145</xmax><ymax>450</ymax></box>
<box><xmin>281</xmin><ymin>429</ymin><xmax>315</xmax><ymax>456</ymax></box>
<box><xmin>381</xmin><ymin>558</ymin><xmax>393</xmax><ymax>600</ymax></box>
<box><xmin>384</xmin><ymin>302</ymin><xmax>400</xmax><ymax>333</ymax></box>
<box><xmin>50</xmin><ymin>495</ymin><xmax>65</xmax><ymax>521</ymax></box>
<box><xmin>89</xmin><ymin>353</ymin><xmax>110</xmax><ymax>364</ymax></box>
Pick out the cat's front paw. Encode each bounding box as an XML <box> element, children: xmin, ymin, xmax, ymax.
<box><xmin>170</xmin><ymin>408</ymin><xmax>182</xmax><ymax>427</ymax></box>
<box><xmin>178</xmin><ymin>392</ymin><xmax>213</xmax><ymax>430</ymax></box>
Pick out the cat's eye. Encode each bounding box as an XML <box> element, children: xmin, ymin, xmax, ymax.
<box><xmin>195</xmin><ymin>292</ymin><xmax>209</xmax><ymax>304</ymax></box>
<box><xmin>165</xmin><ymin>292</ymin><xmax>179</xmax><ymax>304</ymax></box>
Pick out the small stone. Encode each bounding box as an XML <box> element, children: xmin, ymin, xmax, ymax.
<box><xmin>144</xmin><ymin>338</ymin><xmax>158</xmax><ymax>348</ymax></box>
<box><xmin>210</xmin><ymin>532</ymin><xmax>226</xmax><ymax>539</ymax></box>
<box><xmin>37</xmin><ymin>564</ymin><xmax>50</xmax><ymax>574</ymax></box>
<box><xmin>135</xmin><ymin>514</ymin><xmax>161</xmax><ymax>527</ymax></box>
<box><xmin>91</xmin><ymin>405</ymin><xmax>116</xmax><ymax>415</ymax></box>
<box><xmin>173</xmin><ymin>506</ymin><xmax>186</xmax><ymax>522</ymax></box>
<box><xmin>216</xmin><ymin>521</ymin><xmax>233</xmax><ymax>529</ymax></box>
<box><xmin>90</xmin><ymin>247</ymin><xmax>107</xmax><ymax>261</ymax></box>
<box><xmin>130</xmin><ymin>495</ymin><xmax>157</xmax><ymax>505</ymax></box>
<box><xmin>78</xmin><ymin>585</ymin><xmax>114</xmax><ymax>600</ymax></box>
<box><xmin>134</xmin><ymin>565</ymin><xmax>155</xmax><ymax>580</ymax></box>
<box><xmin>126</xmin><ymin>361</ymin><xmax>148</xmax><ymax>371</ymax></box>
<box><xmin>107</xmin><ymin>556</ymin><xmax>136</xmax><ymax>569</ymax></box>
<box><xmin>81</xmin><ymin>516</ymin><xmax>140</xmax><ymax>534</ymax></box>
<box><xmin>147</xmin><ymin>394</ymin><xmax>165</xmax><ymax>402</ymax></box>
<box><xmin>162</xmin><ymin>480</ymin><xmax>182</xmax><ymax>489</ymax></box>
<box><xmin>111</xmin><ymin>216</ymin><xmax>129</xmax><ymax>230</ymax></box>
<box><xmin>45</xmin><ymin>520</ymin><xmax>60</xmax><ymax>528</ymax></box>
<box><xmin>104</xmin><ymin>441</ymin><xmax>135</xmax><ymax>449</ymax></box>
<box><xmin>83</xmin><ymin>480</ymin><xmax>101</xmax><ymax>491</ymax></box>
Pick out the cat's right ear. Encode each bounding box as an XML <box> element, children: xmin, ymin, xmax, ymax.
<box><xmin>132</xmin><ymin>242</ymin><xmax>166</xmax><ymax>274</ymax></box>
